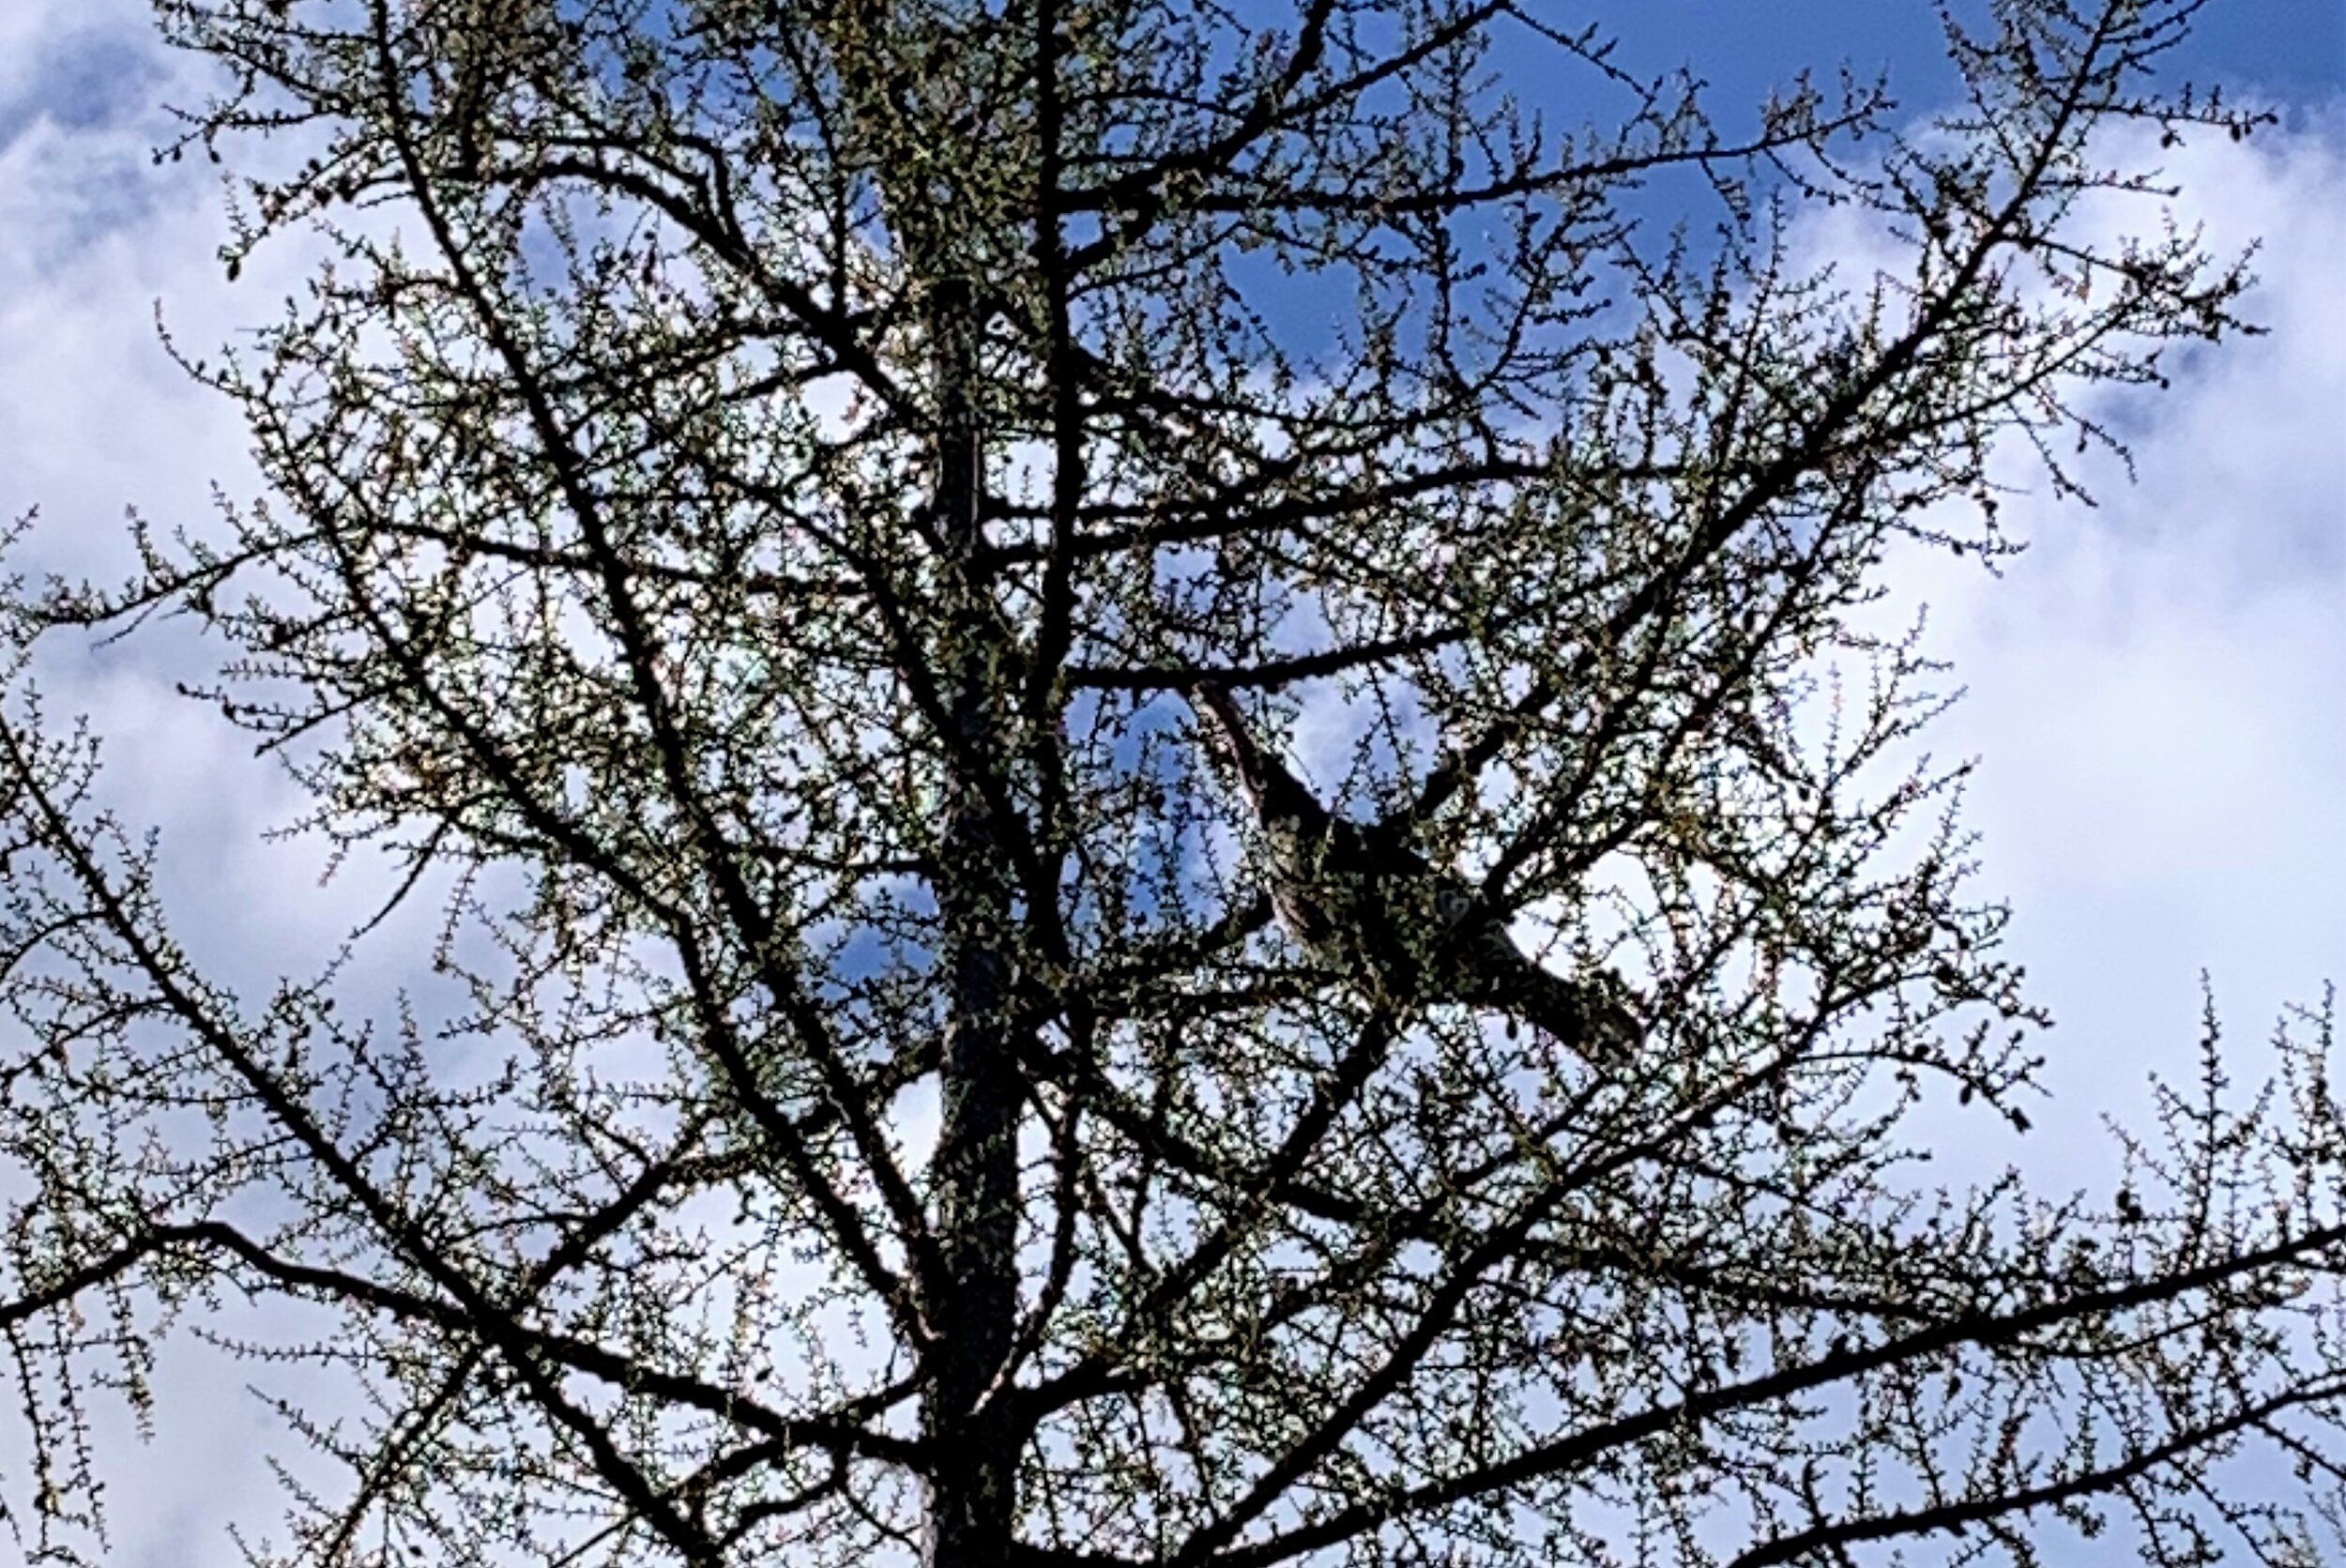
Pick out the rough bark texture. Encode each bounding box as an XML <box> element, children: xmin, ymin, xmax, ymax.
<box><xmin>923</xmin><ymin>276</ymin><xmax>1024</xmax><ymax>1567</ymax></box>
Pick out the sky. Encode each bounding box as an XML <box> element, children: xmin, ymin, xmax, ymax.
<box><xmin>0</xmin><ymin>2</ymin><xmax>2341</xmax><ymax>1564</ymax></box>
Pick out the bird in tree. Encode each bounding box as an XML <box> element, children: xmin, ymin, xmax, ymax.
<box><xmin>1185</xmin><ymin>681</ymin><xmax>1641</xmax><ymax>1065</ymax></box>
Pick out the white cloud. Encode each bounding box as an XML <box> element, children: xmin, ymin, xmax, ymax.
<box><xmin>0</xmin><ymin>16</ymin><xmax>435</xmax><ymax>1564</ymax></box>
<box><xmin>1856</xmin><ymin>112</ymin><xmax>2346</xmax><ymax>1165</ymax></box>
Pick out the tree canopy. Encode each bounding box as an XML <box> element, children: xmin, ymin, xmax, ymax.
<box><xmin>3</xmin><ymin>1</ymin><xmax>2340</xmax><ymax>1565</ymax></box>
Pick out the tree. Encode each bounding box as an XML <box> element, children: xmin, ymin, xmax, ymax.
<box><xmin>1</xmin><ymin>0</ymin><xmax>2338</xmax><ymax>1564</ymax></box>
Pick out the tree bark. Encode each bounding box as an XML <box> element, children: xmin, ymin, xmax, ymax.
<box><xmin>922</xmin><ymin>274</ymin><xmax>1022</xmax><ymax>1567</ymax></box>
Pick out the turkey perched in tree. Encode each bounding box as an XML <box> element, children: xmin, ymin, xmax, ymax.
<box><xmin>1184</xmin><ymin>682</ymin><xmax>1640</xmax><ymax>1065</ymax></box>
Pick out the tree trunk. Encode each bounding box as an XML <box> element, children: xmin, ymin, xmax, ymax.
<box><xmin>921</xmin><ymin>275</ymin><xmax>1023</xmax><ymax>1567</ymax></box>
